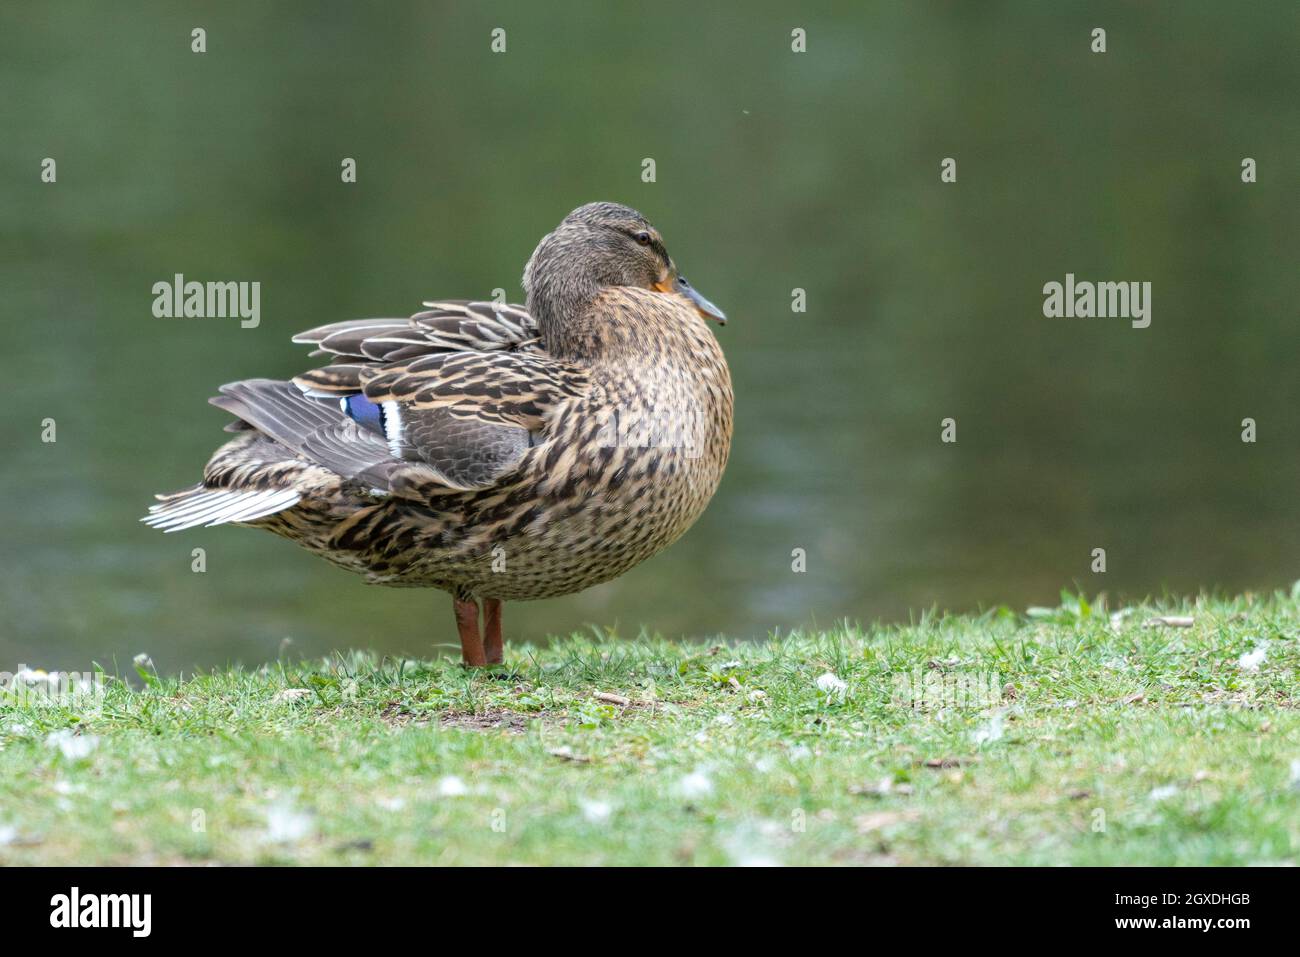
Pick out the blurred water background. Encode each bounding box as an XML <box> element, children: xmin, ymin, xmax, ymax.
<box><xmin>2</xmin><ymin>2</ymin><xmax>1296</xmax><ymax>671</ymax></box>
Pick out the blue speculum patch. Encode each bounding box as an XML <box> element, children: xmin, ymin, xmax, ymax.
<box><xmin>340</xmin><ymin>394</ymin><xmax>385</xmax><ymax>434</ymax></box>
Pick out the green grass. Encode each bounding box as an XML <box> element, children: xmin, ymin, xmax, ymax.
<box><xmin>2</xmin><ymin>591</ymin><xmax>1298</xmax><ymax>865</ymax></box>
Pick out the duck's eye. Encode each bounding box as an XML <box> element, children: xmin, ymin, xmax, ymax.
<box><xmin>634</xmin><ymin>231</ymin><xmax>652</xmax><ymax>246</ymax></box>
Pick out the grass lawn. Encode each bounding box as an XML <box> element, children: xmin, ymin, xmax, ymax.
<box><xmin>2</xmin><ymin>591</ymin><xmax>1298</xmax><ymax>866</ymax></box>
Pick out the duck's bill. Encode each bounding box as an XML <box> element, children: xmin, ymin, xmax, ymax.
<box><xmin>658</xmin><ymin>276</ymin><xmax>727</xmax><ymax>325</ymax></box>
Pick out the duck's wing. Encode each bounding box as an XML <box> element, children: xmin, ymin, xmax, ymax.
<box><xmin>262</xmin><ymin>301</ymin><xmax>584</xmax><ymax>493</ymax></box>
<box><xmin>294</xmin><ymin>300</ymin><xmax>539</xmax><ymax>364</ymax></box>
<box><xmin>146</xmin><ymin>301</ymin><xmax>578</xmax><ymax>531</ymax></box>
<box><xmin>293</xmin><ymin>295</ymin><xmax>584</xmax><ymax>425</ymax></box>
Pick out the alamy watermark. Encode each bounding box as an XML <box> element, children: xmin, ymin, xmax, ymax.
<box><xmin>596</xmin><ymin>408</ymin><xmax>703</xmax><ymax>458</ymax></box>
<box><xmin>1</xmin><ymin>667</ymin><xmax>105</xmax><ymax>712</ymax></box>
<box><xmin>890</xmin><ymin>668</ymin><xmax>1003</xmax><ymax>710</ymax></box>
<box><xmin>152</xmin><ymin>274</ymin><xmax>260</xmax><ymax>328</ymax></box>
<box><xmin>50</xmin><ymin>887</ymin><xmax>151</xmax><ymax>937</ymax></box>
<box><xmin>1043</xmin><ymin>273</ymin><xmax>1150</xmax><ymax>329</ymax></box>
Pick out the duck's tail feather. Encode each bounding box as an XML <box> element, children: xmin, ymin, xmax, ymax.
<box><xmin>142</xmin><ymin>484</ymin><xmax>302</xmax><ymax>533</ymax></box>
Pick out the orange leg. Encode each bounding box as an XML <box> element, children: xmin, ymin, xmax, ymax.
<box><xmin>483</xmin><ymin>599</ymin><xmax>504</xmax><ymax>665</ymax></box>
<box><xmin>454</xmin><ymin>598</ymin><xmax>486</xmax><ymax>666</ymax></box>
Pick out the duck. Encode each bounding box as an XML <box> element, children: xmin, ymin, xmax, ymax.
<box><xmin>143</xmin><ymin>202</ymin><xmax>734</xmax><ymax>666</ymax></box>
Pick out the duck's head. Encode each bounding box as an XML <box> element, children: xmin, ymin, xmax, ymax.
<box><xmin>523</xmin><ymin>202</ymin><xmax>725</xmax><ymax>355</ymax></box>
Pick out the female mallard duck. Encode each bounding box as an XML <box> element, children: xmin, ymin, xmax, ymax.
<box><xmin>144</xmin><ymin>202</ymin><xmax>733</xmax><ymax>665</ymax></box>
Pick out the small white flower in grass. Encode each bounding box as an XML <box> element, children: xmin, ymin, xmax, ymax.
<box><xmin>264</xmin><ymin>802</ymin><xmax>314</xmax><ymax>843</ymax></box>
<box><xmin>1238</xmin><ymin>644</ymin><xmax>1267</xmax><ymax>672</ymax></box>
<box><xmin>273</xmin><ymin>688</ymin><xmax>312</xmax><ymax>703</ymax></box>
<box><xmin>1148</xmin><ymin>784</ymin><xmax>1179</xmax><ymax>802</ymax></box>
<box><xmin>437</xmin><ymin>775</ymin><xmax>468</xmax><ymax>797</ymax></box>
<box><xmin>132</xmin><ymin>653</ymin><xmax>154</xmax><ymax>670</ymax></box>
<box><xmin>730</xmin><ymin>848</ymin><xmax>780</xmax><ymax>867</ymax></box>
<box><xmin>45</xmin><ymin>729</ymin><xmax>98</xmax><ymax>761</ymax></box>
<box><xmin>713</xmin><ymin>713</ymin><xmax>735</xmax><ymax>727</ymax></box>
<box><xmin>816</xmin><ymin>672</ymin><xmax>847</xmax><ymax>696</ymax></box>
<box><xmin>971</xmin><ymin>711</ymin><xmax>1005</xmax><ymax>746</ymax></box>
<box><xmin>375</xmin><ymin>796</ymin><xmax>406</xmax><ymax>812</ymax></box>
<box><xmin>578</xmin><ymin>797</ymin><xmax>613</xmax><ymax>823</ymax></box>
<box><xmin>0</xmin><ymin>824</ymin><xmax>16</xmax><ymax>846</ymax></box>
<box><xmin>675</xmin><ymin>769</ymin><xmax>714</xmax><ymax>800</ymax></box>
<box><xmin>1108</xmin><ymin>608</ymin><xmax>1137</xmax><ymax>631</ymax></box>
<box><xmin>723</xmin><ymin>825</ymin><xmax>780</xmax><ymax>867</ymax></box>
<box><xmin>13</xmin><ymin>668</ymin><xmax>53</xmax><ymax>688</ymax></box>
<box><xmin>1288</xmin><ymin>760</ymin><xmax>1300</xmax><ymax>790</ymax></box>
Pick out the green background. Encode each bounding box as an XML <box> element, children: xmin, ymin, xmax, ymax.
<box><xmin>2</xmin><ymin>2</ymin><xmax>1296</xmax><ymax>671</ymax></box>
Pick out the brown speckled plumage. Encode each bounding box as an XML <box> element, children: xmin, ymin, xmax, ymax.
<box><xmin>144</xmin><ymin>202</ymin><xmax>734</xmax><ymax>664</ymax></box>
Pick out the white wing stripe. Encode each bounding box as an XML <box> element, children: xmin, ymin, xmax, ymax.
<box><xmin>382</xmin><ymin>401</ymin><xmax>404</xmax><ymax>457</ymax></box>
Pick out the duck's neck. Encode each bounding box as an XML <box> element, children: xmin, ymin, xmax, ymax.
<box><xmin>528</xmin><ymin>276</ymin><xmax>605</xmax><ymax>361</ymax></box>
